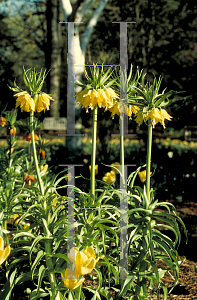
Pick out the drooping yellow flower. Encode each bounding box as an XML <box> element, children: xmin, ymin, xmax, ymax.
<box><xmin>109</xmin><ymin>102</ymin><xmax>140</xmax><ymax>120</ymax></box>
<box><xmin>76</xmin><ymin>87</ymin><xmax>118</xmax><ymax>112</ymax></box>
<box><xmin>68</xmin><ymin>247</ymin><xmax>104</xmax><ymax>276</ymax></box>
<box><xmin>102</xmin><ymin>170</ymin><xmax>116</xmax><ymax>184</ymax></box>
<box><xmin>35</xmin><ymin>93</ymin><xmax>55</xmax><ymax>113</ymax></box>
<box><xmin>159</xmin><ymin>109</ymin><xmax>173</xmax><ymax>129</ymax></box>
<box><xmin>89</xmin><ymin>165</ymin><xmax>98</xmax><ymax>175</ymax></box>
<box><xmin>145</xmin><ymin>108</ymin><xmax>172</xmax><ymax>128</ymax></box>
<box><xmin>138</xmin><ymin>170</ymin><xmax>152</xmax><ymax>182</ymax></box>
<box><xmin>14</xmin><ymin>91</ymin><xmax>35</xmax><ymax>112</ymax></box>
<box><xmin>145</xmin><ymin>108</ymin><xmax>162</xmax><ymax>128</ymax></box>
<box><xmin>108</xmin><ymin>101</ymin><xmax>120</xmax><ymax>118</ymax></box>
<box><xmin>135</xmin><ymin>110</ymin><xmax>144</xmax><ymax>125</ymax></box>
<box><xmin>61</xmin><ymin>268</ymin><xmax>85</xmax><ymax>290</ymax></box>
<box><xmin>110</xmin><ymin>162</ymin><xmax>120</xmax><ymax>174</ymax></box>
<box><xmin>109</xmin><ymin>101</ymin><xmax>140</xmax><ymax>119</ymax></box>
<box><xmin>0</xmin><ymin>236</ymin><xmax>11</xmax><ymax>265</ymax></box>
<box><xmin>40</xmin><ymin>164</ymin><xmax>48</xmax><ymax>174</ymax></box>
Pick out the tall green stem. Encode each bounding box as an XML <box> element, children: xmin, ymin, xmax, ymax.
<box><xmin>30</xmin><ymin>111</ymin><xmax>44</xmax><ymax>196</ymax></box>
<box><xmin>146</xmin><ymin>118</ymin><xmax>153</xmax><ymax>201</ymax></box>
<box><xmin>30</xmin><ymin>111</ymin><xmax>58</xmax><ymax>298</ymax></box>
<box><xmin>90</xmin><ymin>106</ymin><xmax>97</xmax><ymax>201</ymax></box>
<box><xmin>120</xmin><ymin>112</ymin><xmax>124</xmax><ymax>173</ymax></box>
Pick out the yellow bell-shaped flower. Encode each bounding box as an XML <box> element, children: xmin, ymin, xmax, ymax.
<box><xmin>0</xmin><ymin>236</ymin><xmax>11</xmax><ymax>265</ymax></box>
<box><xmin>103</xmin><ymin>170</ymin><xmax>116</xmax><ymax>184</ymax></box>
<box><xmin>14</xmin><ymin>91</ymin><xmax>35</xmax><ymax>112</ymax></box>
<box><xmin>68</xmin><ymin>247</ymin><xmax>104</xmax><ymax>275</ymax></box>
<box><xmin>61</xmin><ymin>268</ymin><xmax>85</xmax><ymax>290</ymax></box>
<box><xmin>138</xmin><ymin>170</ymin><xmax>152</xmax><ymax>182</ymax></box>
<box><xmin>110</xmin><ymin>162</ymin><xmax>120</xmax><ymax>174</ymax></box>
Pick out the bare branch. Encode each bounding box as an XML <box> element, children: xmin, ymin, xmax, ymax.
<box><xmin>81</xmin><ymin>0</ymin><xmax>109</xmax><ymax>55</ymax></box>
<box><xmin>59</xmin><ymin>0</ymin><xmax>72</xmax><ymax>21</ymax></box>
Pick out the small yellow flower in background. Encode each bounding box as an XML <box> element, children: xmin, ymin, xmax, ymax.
<box><xmin>110</xmin><ymin>162</ymin><xmax>120</xmax><ymax>174</ymax></box>
<box><xmin>65</xmin><ymin>172</ymin><xmax>72</xmax><ymax>182</ymax></box>
<box><xmin>41</xmin><ymin>164</ymin><xmax>48</xmax><ymax>174</ymax></box>
<box><xmin>35</xmin><ymin>93</ymin><xmax>55</xmax><ymax>113</ymax></box>
<box><xmin>61</xmin><ymin>268</ymin><xmax>85</xmax><ymax>290</ymax></box>
<box><xmin>68</xmin><ymin>247</ymin><xmax>104</xmax><ymax>276</ymax></box>
<box><xmin>76</xmin><ymin>87</ymin><xmax>118</xmax><ymax>113</ymax></box>
<box><xmin>24</xmin><ymin>223</ymin><xmax>31</xmax><ymax>231</ymax></box>
<box><xmin>14</xmin><ymin>214</ymin><xmax>22</xmax><ymax>224</ymax></box>
<box><xmin>138</xmin><ymin>170</ymin><xmax>152</xmax><ymax>182</ymax></box>
<box><xmin>0</xmin><ymin>236</ymin><xmax>11</xmax><ymax>265</ymax></box>
<box><xmin>89</xmin><ymin>165</ymin><xmax>98</xmax><ymax>175</ymax></box>
<box><xmin>103</xmin><ymin>170</ymin><xmax>116</xmax><ymax>184</ymax></box>
<box><xmin>14</xmin><ymin>91</ymin><xmax>35</xmax><ymax>112</ymax></box>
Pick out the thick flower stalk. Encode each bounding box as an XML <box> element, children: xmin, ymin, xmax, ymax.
<box><xmin>75</xmin><ymin>64</ymin><xmax>119</xmax><ymax>200</ymax></box>
<box><xmin>89</xmin><ymin>164</ymin><xmax>98</xmax><ymax>175</ymax></box>
<box><xmin>9</xmin><ymin>68</ymin><xmax>60</xmax><ymax>298</ymax></box>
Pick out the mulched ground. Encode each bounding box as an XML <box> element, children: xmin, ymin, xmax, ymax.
<box><xmin>83</xmin><ymin>199</ymin><xmax>197</xmax><ymax>299</ymax></box>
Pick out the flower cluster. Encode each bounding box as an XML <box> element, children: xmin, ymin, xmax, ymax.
<box><xmin>76</xmin><ymin>87</ymin><xmax>119</xmax><ymax>112</ymax></box>
<box><xmin>135</xmin><ymin>108</ymin><xmax>172</xmax><ymax>128</ymax></box>
<box><xmin>108</xmin><ymin>102</ymin><xmax>140</xmax><ymax>119</ymax></box>
<box><xmin>14</xmin><ymin>91</ymin><xmax>55</xmax><ymax>113</ymax></box>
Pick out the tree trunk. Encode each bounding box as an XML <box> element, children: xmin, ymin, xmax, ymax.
<box><xmin>46</xmin><ymin>0</ymin><xmax>61</xmax><ymax>117</ymax></box>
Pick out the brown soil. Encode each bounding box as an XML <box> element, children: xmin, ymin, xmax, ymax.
<box><xmin>83</xmin><ymin>199</ymin><xmax>197</xmax><ymax>299</ymax></box>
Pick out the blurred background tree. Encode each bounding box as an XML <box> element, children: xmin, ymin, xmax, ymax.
<box><xmin>0</xmin><ymin>0</ymin><xmax>197</xmax><ymax>198</ymax></box>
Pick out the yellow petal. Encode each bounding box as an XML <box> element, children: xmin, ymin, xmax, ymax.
<box><xmin>68</xmin><ymin>247</ymin><xmax>79</xmax><ymax>264</ymax></box>
<box><xmin>0</xmin><ymin>237</ymin><xmax>4</xmax><ymax>251</ymax></box>
<box><xmin>61</xmin><ymin>268</ymin><xmax>84</xmax><ymax>290</ymax></box>
<box><xmin>0</xmin><ymin>246</ymin><xmax>11</xmax><ymax>265</ymax></box>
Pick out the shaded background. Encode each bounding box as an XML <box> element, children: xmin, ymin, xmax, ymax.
<box><xmin>0</xmin><ymin>0</ymin><xmax>197</xmax><ymax>200</ymax></box>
